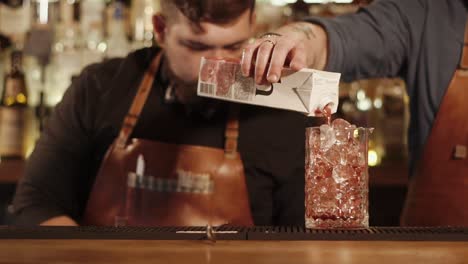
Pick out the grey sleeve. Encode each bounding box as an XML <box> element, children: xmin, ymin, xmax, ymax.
<box><xmin>306</xmin><ymin>0</ymin><xmax>426</xmax><ymax>82</ymax></box>
<box><xmin>11</xmin><ymin>67</ymin><xmax>98</xmax><ymax>225</ymax></box>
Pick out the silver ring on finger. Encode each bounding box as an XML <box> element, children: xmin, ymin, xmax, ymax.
<box><xmin>260</xmin><ymin>39</ymin><xmax>276</xmax><ymax>46</ymax></box>
<box><xmin>260</xmin><ymin>32</ymin><xmax>282</xmax><ymax>38</ymax></box>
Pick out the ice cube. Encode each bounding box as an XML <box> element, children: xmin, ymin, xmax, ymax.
<box><xmin>341</xmin><ymin>139</ymin><xmax>365</xmax><ymax>167</ymax></box>
<box><xmin>311</xmin><ymin>157</ymin><xmax>333</xmax><ymax>179</ymax></box>
<box><xmin>347</xmin><ymin>149</ymin><xmax>366</xmax><ymax>167</ymax></box>
<box><xmin>306</xmin><ymin>129</ymin><xmax>321</xmax><ymax>167</ymax></box>
<box><xmin>332</xmin><ymin>165</ymin><xmax>354</xmax><ymax>184</ymax></box>
<box><xmin>332</xmin><ymin>119</ymin><xmax>354</xmax><ymax>144</ymax></box>
<box><xmin>323</xmin><ymin>145</ymin><xmax>342</xmax><ymax>166</ymax></box>
<box><xmin>320</xmin><ymin>124</ymin><xmax>336</xmax><ymax>151</ymax></box>
<box><xmin>332</xmin><ymin>118</ymin><xmax>351</xmax><ymax>130</ymax></box>
<box><xmin>308</xmin><ymin>129</ymin><xmax>321</xmax><ymax>150</ymax></box>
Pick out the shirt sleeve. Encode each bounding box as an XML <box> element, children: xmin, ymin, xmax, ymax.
<box><xmin>11</xmin><ymin>66</ymin><xmax>99</xmax><ymax>225</ymax></box>
<box><xmin>305</xmin><ymin>0</ymin><xmax>425</xmax><ymax>82</ymax></box>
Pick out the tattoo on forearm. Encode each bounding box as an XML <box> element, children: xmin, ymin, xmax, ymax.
<box><xmin>291</xmin><ymin>24</ymin><xmax>316</xmax><ymax>40</ymax></box>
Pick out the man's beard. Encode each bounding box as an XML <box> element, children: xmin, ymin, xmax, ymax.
<box><xmin>161</xmin><ymin>56</ymin><xmax>203</xmax><ymax>105</ymax></box>
<box><xmin>171</xmin><ymin>78</ymin><xmax>222</xmax><ymax>119</ymax></box>
<box><xmin>172</xmin><ymin>79</ymin><xmax>201</xmax><ymax>105</ymax></box>
<box><xmin>160</xmin><ymin>55</ymin><xmax>222</xmax><ymax>118</ymax></box>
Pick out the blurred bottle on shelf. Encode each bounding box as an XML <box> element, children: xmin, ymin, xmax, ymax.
<box><xmin>378</xmin><ymin>79</ymin><xmax>408</xmax><ymax>161</ymax></box>
<box><xmin>81</xmin><ymin>0</ymin><xmax>106</xmax><ymax>66</ymax></box>
<box><xmin>30</xmin><ymin>0</ymin><xmax>60</xmax><ymax>24</ymax></box>
<box><xmin>47</xmin><ymin>0</ymin><xmax>82</xmax><ymax>106</ymax></box>
<box><xmin>106</xmin><ymin>0</ymin><xmax>130</xmax><ymax>58</ymax></box>
<box><xmin>0</xmin><ymin>0</ymin><xmax>31</xmax><ymax>47</ymax></box>
<box><xmin>131</xmin><ymin>0</ymin><xmax>155</xmax><ymax>49</ymax></box>
<box><xmin>0</xmin><ymin>34</ymin><xmax>12</xmax><ymax>98</ymax></box>
<box><xmin>0</xmin><ymin>50</ymin><xmax>29</xmax><ymax>159</ymax></box>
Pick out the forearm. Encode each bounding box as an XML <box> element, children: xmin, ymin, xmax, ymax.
<box><xmin>303</xmin><ymin>0</ymin><xmax>421</xmax><ymax>81</ymax></box>
<box><xmin>273</xmin><ymin>22</ymin><xmax>329</xmax><ymax>71</ymax></box>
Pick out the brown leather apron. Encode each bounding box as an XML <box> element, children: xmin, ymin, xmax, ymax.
<box><xmin>82</xmin><ymin>53</ymin><xmax>254</xmax><ymax>226</ymax></box>
<box><xmin>401</xmin><ymin>22</ymin><xmax>468</xmax><ymax>226</ymax></box>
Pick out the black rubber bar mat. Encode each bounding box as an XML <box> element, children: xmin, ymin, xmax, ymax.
<box><xmin>0</xmin><ymin>226</ymin><xmax>467</xmax><ymax>241</ymax></box>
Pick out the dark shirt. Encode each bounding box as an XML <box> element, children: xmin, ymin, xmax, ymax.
<box><xmin>11</xmin><ymin>47</ymin><xmax>313</xmax><ymax>226</ymax></box>
<box><xmin>307</xmin><ymin>0</ymin><xmax>467</xmax><ymax>173</ymax></box>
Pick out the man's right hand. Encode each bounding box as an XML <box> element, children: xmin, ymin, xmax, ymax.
<box><xmin>241</xmin><ymin>22</ymin><xmax>329</xmax><ymax>85</ymax></box>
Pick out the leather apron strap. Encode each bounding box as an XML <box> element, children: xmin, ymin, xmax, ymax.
<box><xmin>460</xmin><ymin>19</ymin><xmax>468</xmax><ymax>70</ymax></box>
<box><xmin>225</xmin><ymin>104</ymin><xmax>240</xmax><ymax>158</ymax></box>
<box><xmin>116</xmin><ymin>53</ymin><xmax>162</xmax><ymax>148</ymax></box>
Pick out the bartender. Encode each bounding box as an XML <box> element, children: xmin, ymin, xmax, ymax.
<box><xmin>11</xmin><ymin>0</ymin><xmax>310</xmax><ymax>226</ymax></box>
<box><xmin>242</xmin><ymin>0</ymin><xmax>468</xmax><ymax>226</ymax></box>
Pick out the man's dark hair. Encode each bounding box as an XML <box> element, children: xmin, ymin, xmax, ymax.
<box><xmin>161</xmin><ymin>0</ymin><xmax>255</xmax><ymax>31</ymax></box>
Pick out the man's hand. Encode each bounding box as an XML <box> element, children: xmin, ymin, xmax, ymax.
<box><xmin>241</xmin><ymin>22</ymin><xmax>328</xmax><ymax>84</ymax></box>
<box><xmin>40</xmin><ymin>215</ymin><xmax>78</xmax><ymax>226</ymax></box>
